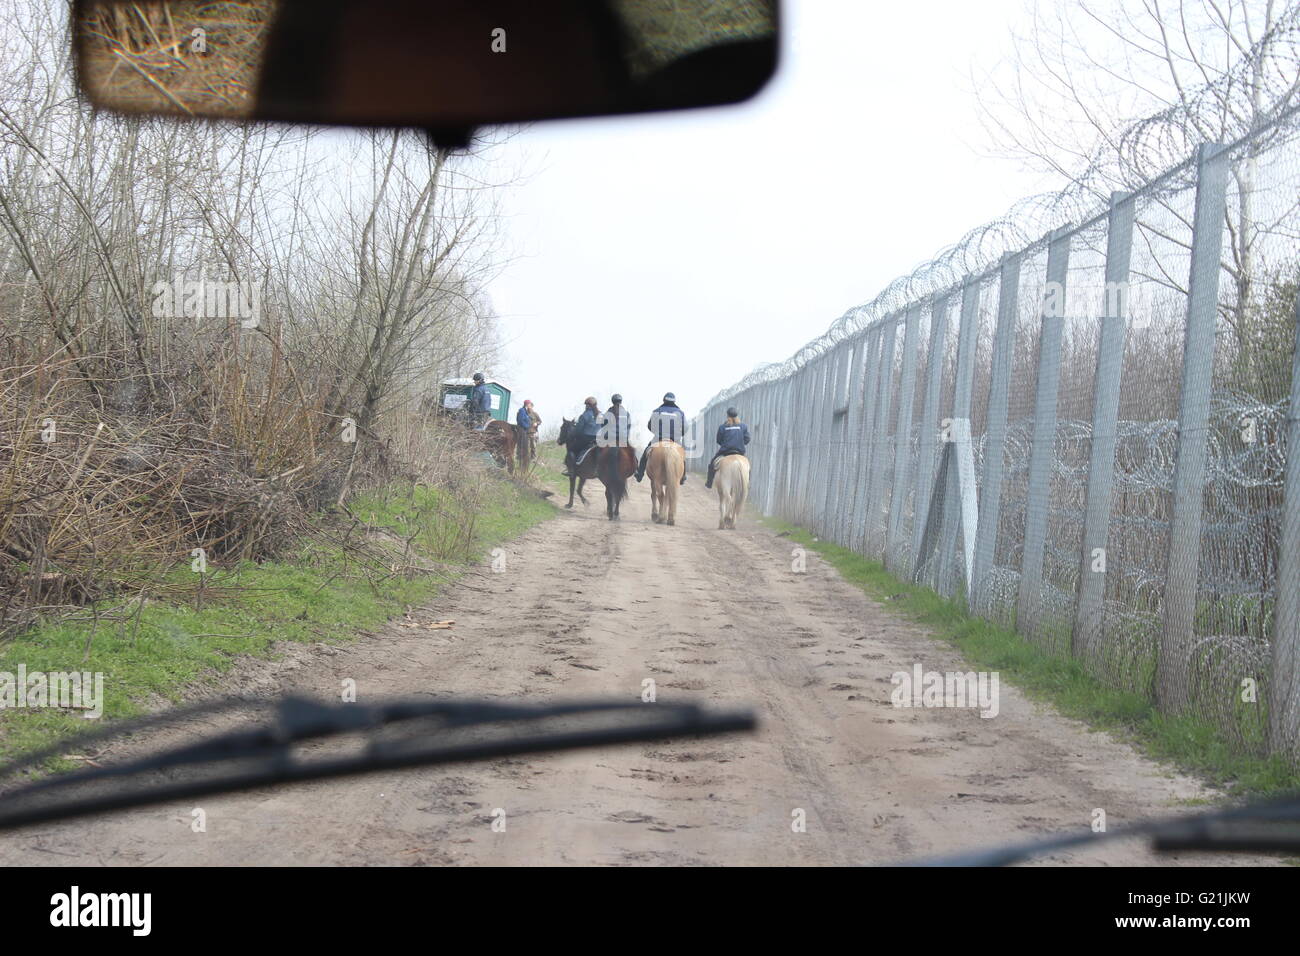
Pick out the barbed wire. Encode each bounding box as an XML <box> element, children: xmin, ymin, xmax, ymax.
<box><xmin>703</xmin><ymin>32</ymin><xmax>1300</xmax><ymax>411</ymax></box>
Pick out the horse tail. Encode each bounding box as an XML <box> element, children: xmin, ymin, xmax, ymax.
<box><xmin>598</xmin><ymin>448</ymin><xmax>628</xmax><ymax>503</ymax></box>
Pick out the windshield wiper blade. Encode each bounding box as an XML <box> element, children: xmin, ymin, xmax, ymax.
<box><xmin>897</xmin><ymin>791</ymin><xmax>1300</xmax><ymax>866</ymax></box>
<box><xmin>0</xmin><ymin>696</ymin><xmax>756</xmax><ymax>832</ymax></box>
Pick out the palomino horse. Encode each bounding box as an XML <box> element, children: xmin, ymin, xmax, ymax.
<box><xmin>646</xmin><ymin>441</ymin><xmax>685</xmax><ymax>525</ymax></box>
<box><xmin>557</xmin><ymin>417</ymin><xmax>598</xmax><ymax>508</ymax></box>
<box><xmin>596</xmin><ymin>445</ymin><xmax>636</xmax><ymax>520</ymax></box>
<box><xmin>714</xmin><ymin>454</ymin><xmax>750</xmax><ymax>529</ymax></box>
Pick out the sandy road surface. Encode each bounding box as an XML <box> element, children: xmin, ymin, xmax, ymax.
<box><xmin>1</xmin><ymin>478</ymin><xmax>1277</xmax><ymax>866</ymax></box>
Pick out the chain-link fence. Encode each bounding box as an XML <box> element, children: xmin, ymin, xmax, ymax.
<box><xmin>693</xmin><ymin>112</ymin><xmax>1300</xmax><ymax>766</ymax></box>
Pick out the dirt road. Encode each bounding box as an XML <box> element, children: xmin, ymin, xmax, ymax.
<box><xmin>2</xmin><ymin>478</ymin><xmax>1276</xmax><ymax>866</ymax></box>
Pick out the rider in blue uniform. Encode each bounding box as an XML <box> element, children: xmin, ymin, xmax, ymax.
<box><xmin>705</xmin><ymin>407</ymin><xmax>749</xmax><ymax>488</ymax></box>
<box><xmin>634</xmin><ymin>392</ymin><xmax>688</xmax><ymax>485</ymax></box>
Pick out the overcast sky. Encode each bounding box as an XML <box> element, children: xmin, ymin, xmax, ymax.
<box><xmin>485</xmin><ymin>0</ymin><xmax>1049</xmax><ymax>438</ymax></box>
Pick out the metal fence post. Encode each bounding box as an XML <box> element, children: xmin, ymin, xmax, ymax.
<box><xmin>936</xmin><ymin>279</ymin><xmax>981</xmax><ymax>597</ymax></box>
<box><xmin>1017</xmin><ymin>226</ymin><xmax>1073</xmax><ymax>641</ymax></box>
<box><xmin>817</xmin><ymin>346</ymin><xmax>846</xmax><ymax>535</ymax></box>
<box><xmin>780</xmin><ymin>374</ymin><xmax>797</xmax><ymax>519</ymax></box>
<box><xmin>912</xmin><ymin>294</ymin><xmax>951</xmax><ymax>571</ymax></box>
<box><xmin>969</xmin><ymin>251</ymin><xmax>1022</xmax><ymax>615</ymax></box>
<box><xmin>833</xmin><ymin>341</ymin><xmax>855</xmax><ymax>545</ymax></box>
<box><xmin>812</xmin><ymin>354</ymin><xmax>836</xmax><ymax>533</ymax></box>
<box><xmin>774</xmin><ymin>378</ymin><xmax>790</xmax><ymax>514</ymax></box>
<box><xmin>1158</xmin><ymin>142</ymin><xmax>1230</xmax><ymax>714</ymax></box>
<box><xmin>865</xmin><ymin>317</ymin><xmax>899</xmax><ymax>557</ymax></box>
<box><xmin>795</xmin><ymin>363</ymin><xmax>818</xmax><ymax>524</ymax></box>
<box><xmin>887</xmin><ymin>304</ymin><xmax>923</xmax><ymax>573</ymax></box>
<box><xmin>1269</xmin><ymin>290</ymin><xmax>1300</xmax><ymax>762</ymax></box>
<box><xmin>1073</xmin><ymin>192</ymin><xmax>1136</xmax><ymax>660</ymax></box>
<box><xmin>851</xmin><ymin>327</ymin><xmax>882</xmax><ymax>553</ymax></box>
<box><xmin>838</xmin><ymin>336</ymin><xmax>865</xmax><ymax>545</ymax></box>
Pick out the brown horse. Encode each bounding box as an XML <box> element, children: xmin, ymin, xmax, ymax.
<box><xmin>646</xmin><ymin>440</ymin><xmax>685</xmax><ymax>525</ymax></box>
<box><xmin>558</xmin><ymin>417</ymin><xmax>597</xmax><ymax>508</ymax></box>
<box><xmin>596</xmin><ymin>445</ymin><xmax>636</xmax><ymax>520</ymax></box>
<box><xmin>480</xmin><ymin>420</ymin><xmax>516</xmax><ymax>475</ymax></box>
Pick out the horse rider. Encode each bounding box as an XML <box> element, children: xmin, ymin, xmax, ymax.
<box><xmin>564</xmin><ymin>396</ymin><xmax>601</xmax><ymax>475</ymax></box>
<box><xmin>467</xmin><ymin>372</ymin><xmax>492</xmax><ymax>429</ymax></box>
<box><xmin>635</xmin><ymin>391</ymin><xmax>688</xmax><ymax>485</ymax></box>
<box><xmin>599</xmin><ymin>394</ymin><xmax>632</xmax><ymax>448</ymax></box>
<box><xmin>705</xmin><ymin>406</ymin><xmax>750</xmax><ymax>489</ymax></box>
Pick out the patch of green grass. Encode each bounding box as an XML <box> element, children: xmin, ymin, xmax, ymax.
<box><xmin>534</xmin><ymin>442</ymin><xmax>572</xmax><ymax>494</ymax></box>
<box><xmin>0</xmin><ymin>474</ymin><xmax>555</xmax><ymax>765</ymax></box>
<box><xmin>764</xmin><ymin>516</ymin><xmax>1300</xmax><ymax>797</ymax></box>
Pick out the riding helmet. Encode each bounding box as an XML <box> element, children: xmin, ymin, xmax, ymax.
<box><xmin>611</xmin><ymin>394</ymin><xmax>622</xmax><ymax>404</ymax></box>
<box><xmin>663</xmin><ymin>392</ymin><xmax>676</xmax><ymax>403</ymax></box>
<box><xmin>727</xmin><ymin>406</ymin><xmax>739</xmax><ymax>418</ymax></box>
<box><xmin>472</xmin><ymin>372</ymin><xmax>484</xmax><ymax>382</ymax></box>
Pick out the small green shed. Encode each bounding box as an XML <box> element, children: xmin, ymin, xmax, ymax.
<box><xmin>439</xmin><ymin>378</ymin><xmax>512</xmax><ymax>422</ymax></box>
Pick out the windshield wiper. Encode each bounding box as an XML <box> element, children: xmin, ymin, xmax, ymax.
<box><xmin>0</xmin><ymin>695</ymin><xmax>756</xmax><ymax>832</ymax></box>
<box><xmin>899</xmin><ymin>790</ymin><xmax>1300</xmax><ymax>865</ymax></box>
<box><xmin>4</xmin><ymin>694</ymin><xmax>1294</xmax><ymax>864</ymax></box>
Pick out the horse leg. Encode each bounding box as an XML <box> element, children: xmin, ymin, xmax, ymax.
<box><xmin>577</xmin><ymin>477</ymin><xmax>588</xmax><ymax>505</ymax></box>
<box><xmin>566</xmin><ymin>474</ymin><xmax>576</xmax><ymax>508</ymax></box>
<box><xmin>666</xmin><ymin>476</ymin><xmax>677</xmax><ymax>526</ymax></box>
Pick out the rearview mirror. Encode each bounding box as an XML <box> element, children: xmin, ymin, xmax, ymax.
<box><xmin>73</xmin><ymin>0</ymin><xmax>780</xmax><ymax>140</ymax></box>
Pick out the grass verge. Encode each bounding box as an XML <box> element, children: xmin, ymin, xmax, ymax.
<box><xmin>0</xmin><ymin>473</ymin><xmax>555</xmax><ymax>764</ymax></box>
<box><xmin>763</xmin><ymin>517</ymin><xmax>1300</xmax><ymax>798</ymax></box>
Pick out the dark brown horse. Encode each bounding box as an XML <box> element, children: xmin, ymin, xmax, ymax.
<box><xmin>596</xmin><ymin>445</ymin><xmax>636</xmax><ymax>520</ymax></box>
<box><xmin>480</xmin><ymin>420</ymin><xmax>517</xmax><ymax>475</ymax></box>
<box><xmin>558</xmin><ymin>417</ymin><xmax>597</xmax><ymax>508</ymax></box>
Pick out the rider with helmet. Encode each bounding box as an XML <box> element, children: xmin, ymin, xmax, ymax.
<box><xmin>635</xmin><ymin>391</ymin><xmax>688</xmax><ymax>485</ymax></box>
<box><xmin>564</xmin><ymin>396</ymin><xmax>601</xmax><ymax>475</ymax></box>
<box><xmin>600</xmin><ymin>394</ymin><xmax>632</xmax><ymax>447</ymax></box>
<box><xmin>705</xmin><ymin>406</ymin><xmax>750</xmax><ymax>489</ymax></box>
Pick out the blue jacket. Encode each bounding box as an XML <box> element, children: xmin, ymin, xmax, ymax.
<box><xmin>469</xmin><ymin>383</ymin><xmax>491</xmax><ymax>413</ymax></box>
<box><xmin>648</xmin><ymin>403</ymin><xmax>687</xmax><ymax>443</ymax></box>
<box><xmin>516</xmin><ymin>406</ymin><xmax>533</xmax><ymax>430</ymax></box>
<box><xmin>716</xmin><ymin>421</ymin><xmax>750</xmax><ymax>456</ymax></box>
<box><xmin>576</xmin><ymin>407</ymin><xmax>600</xmax><ymax>437</ymax></box>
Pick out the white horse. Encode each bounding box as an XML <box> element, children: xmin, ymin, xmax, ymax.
<box><xmin>714</xmin><ymin>455</ymin><xmax>750</xmax><ymax>530</ymax></box>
